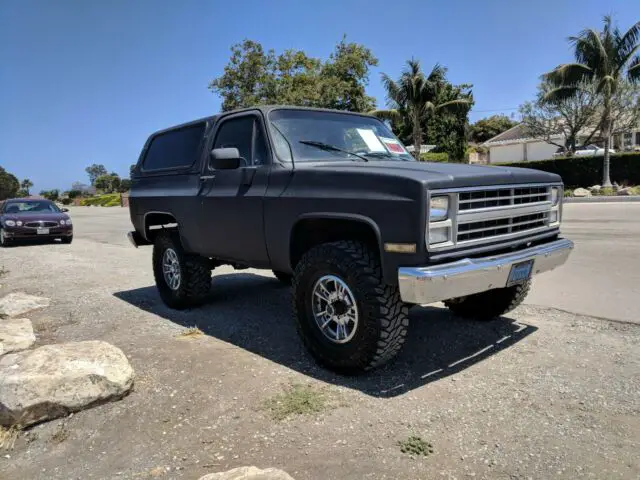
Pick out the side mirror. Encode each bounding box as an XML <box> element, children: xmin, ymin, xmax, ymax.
<box><xmin>61</xmin><ymin>208</ymin><xmax>69</xmax><ymax>212</ymax></box>
<box><xmin>210</xmin><ymin>148</ymin><xmax>243</xmax><ymax>170</ymax></box>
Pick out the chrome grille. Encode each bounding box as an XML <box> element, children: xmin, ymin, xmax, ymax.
<box><xmin>427</xmin><ymin>183</ymin><xmax>562</xmax><ymax>252</ymax></box>
<box><xmin>24</xmin><ymin>221</ymin><xmax>58</xmax><ymax>228</ymax></box>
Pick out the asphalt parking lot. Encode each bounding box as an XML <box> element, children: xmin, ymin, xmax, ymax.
<box><xmin>1</xmin><ymin>203</ymin><xmax>639</xmax><ymax>480</ymax></box>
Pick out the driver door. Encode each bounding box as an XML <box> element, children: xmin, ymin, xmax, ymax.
<box><xmin>197</xmin><ymin>111</ymin><xmax>270</xmax><ymax>265</ymax></box>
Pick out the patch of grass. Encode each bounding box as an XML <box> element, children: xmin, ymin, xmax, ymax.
<box><xmin>0</xmin><ymin>425</ymin><xmax>21</xmax><ymax>450</ymax></box>
<box><xmin>177</xmin><ymin>326</ymin><xmax>204</xmax><ymax>339</ymax></box>
<box><xmin>592</xmin><ymin>187</ymin><xmax>616</xmax><ymax>196</ymax></box>
<box><xmin>263</xmin><ymin>384</ymin><xmax>329</xmax><ymax>421</ymax></box>
<box><xmin>564</xmin><ymin>188</ymin><xmax>574</xmax><ymax>197</ymax></box>
<box><xmin>397</xmin><ymin>436</ymin><xmax>434</xmax><ymax>457</ymax></box>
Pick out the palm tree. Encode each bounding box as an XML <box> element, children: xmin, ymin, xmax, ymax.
<box><xmin>373</xmin><ymin>60</ymin><xmax>471</xmax><ymax>159</ymax></box>
<box><xmin>544</xmin><ymin>17</ymin><xmax>640</xmax><ymax>186</ymax></box>
<box><xmin>20</xmin><ymin>179</ymin><xmax>33</xmax><ymax>196</ymax></box>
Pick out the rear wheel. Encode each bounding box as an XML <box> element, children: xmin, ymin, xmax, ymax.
<box><xmin>292</xmin><ymin>240</ymin><xmax>409</xmax><ymax>374</ymax></box>
<box><xmin>272</xmin><ymin>270</ymin><xmax>292</xmax><ymax>285</ymax></box>
<box><xmin>444</xmin><ymin>281</ymin><xmax>531</xmax><ymax>320</ymax></box>
<box><xmin>152</xmin><ymin>231</ymin><xmax>211</xmax><ymax>309</ymax></box>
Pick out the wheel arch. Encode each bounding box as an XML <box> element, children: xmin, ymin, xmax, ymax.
<box><xmin>143</xmin><ymin>211</ymin><xmax>179</xmax><ymax>243</ymax></box>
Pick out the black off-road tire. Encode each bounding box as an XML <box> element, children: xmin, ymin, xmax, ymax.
<box><xmin>273</xmin><ymin>270</ymin><xmax>292</xmax><ymax>285</ymax></box>
<box><xmin>153</xmin><ymin>231</ymin><xmax>211</xmax><ymax>310</ymax></box>
<box><xmin>444</xmin><ymin>280</ymin><xmax>531</xmax><ymax>321</ymax></box>
<box><xmin>292</xmin><ymin>240</ymin><xmax>409</xmax><ymax>374</ymax></box>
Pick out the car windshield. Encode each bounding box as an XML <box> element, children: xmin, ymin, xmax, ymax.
<box><xmin>268</xmin><ymin>109</ymin><xmax>414</xmax><ymax>162</ymax></box>
<box><xmin>3</xmin><ymin>200</ymin><xmax>60</xmax><ymax>214</ymax></box>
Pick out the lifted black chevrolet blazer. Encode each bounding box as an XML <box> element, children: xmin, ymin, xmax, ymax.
<box><xmin>128</xmin><ymin>106</ymin><xmax>573</xmax><ymax>373</ymax></box>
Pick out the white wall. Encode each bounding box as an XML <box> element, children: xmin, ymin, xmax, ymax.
<box><xmin>489</xmin><ymin>141</ymin><xmax>559</xmax><ymax>163</ymax></box>
<box><xmin>525</xmin><ymin>141</ymin><xmax>559</xmax><ymax>161</ymax></box>
<box><xmin>489</xmin><ymin>144</ymin><xmax>523</xmax><ymax>163</ymax></box>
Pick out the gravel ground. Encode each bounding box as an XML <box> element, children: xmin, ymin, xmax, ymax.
<box><xmin>0</xmin><ymin>207</ymin><xmax>638</xmax><ymax>480</ymax></box>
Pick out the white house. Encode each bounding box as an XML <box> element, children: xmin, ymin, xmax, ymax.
<box><xmin>483</xmin><ymin>123</ymin><xmax>640</xmax><ymax>164</ymax></box>
<box><xmin>481</xmin><ymin>124</ymin><xmax>563</xmax><ymax>163</ymax></box>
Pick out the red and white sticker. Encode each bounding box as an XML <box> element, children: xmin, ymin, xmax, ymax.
<box><xmin>379</xmin><ymin>137</ymin><xmax>407</xmax><ymax>154</ymax></box>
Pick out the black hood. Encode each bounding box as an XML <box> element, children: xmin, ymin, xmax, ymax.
<box><xmin>301</xmin><ymin>160</ymin><xmax>561</xmax><ymax>189</ymax></box>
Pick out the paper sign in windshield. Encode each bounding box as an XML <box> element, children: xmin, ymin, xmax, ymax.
<box><xmin>380</xmin><ymin>137</ymin><xmax>406</xmax><ymax>154</ymax></box>
<box><xmin>356</xmin><ymin>129</ymin><xmax>386</xmax><ymax>152</ymax></box>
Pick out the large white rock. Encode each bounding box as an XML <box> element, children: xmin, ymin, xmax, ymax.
<box><xmin>199</xmin><ymin>467</ymin><xmax>295</xmax><ymax>480</ymax></box>
<box><xmin>0</xmin><ymin>292</ymin><xmax>50</xmax><ymax>317</ymax></box>
<box><xmin>0</xmin><ymin>341</ymin><xmax>134</xmax><ymax>427</ymax></box>
<box><xmin>0</xmin><ymin>318</ymin><xmax>35</xmax><ymax>355</ymax></box>
<box><xmin>573</xmin><ymin>188</ymin><xmax>591</xmax><ymax>197</ymax></box>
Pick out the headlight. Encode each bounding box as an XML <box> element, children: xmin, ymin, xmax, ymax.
<box><xmin>551</xmin><ymin>187</ymin><xmax>560</xmax><ymax>206</ymax></box>
<box><xmin>4</xmin><ymin>220</ymin><xmax>16</xmax><ymax>227</ymax></box>
<box><xmin>60</xmin><ymin>220</ymin><xmax>66</xmax><ymax>225</ymax></box>
<box><xmin>65</xmin><ymin>218</ymin><xmax>72</xmax><ymax>225</ymax></box>
<box><xmin>16</xmin><ymin>220</ymin><xmax>23</xmax><ymax>226</ymax></box>
<box><xmin>429</xmin><ymin>226</ymin><xmax>450</xmax><ymax>244</ymax></box>
<box><xmin>429</xmin><ymin>196</ymin><xmax>449</xmax><ymax>221</ymax></box>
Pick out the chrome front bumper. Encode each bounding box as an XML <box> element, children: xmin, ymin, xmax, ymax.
<box><xmin>398</xmin><ymin>238</ymin><xmax>574</xmax><ymax>304</ymax></box>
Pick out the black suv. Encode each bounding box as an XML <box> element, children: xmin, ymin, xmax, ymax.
<box><xmin>128</xmin><ymin>106</ymin><xmax>573</xmax><ymax>373</ymax></box>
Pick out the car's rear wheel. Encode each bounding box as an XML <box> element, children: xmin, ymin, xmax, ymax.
<box><xmin>444</xmin><ymin>280</ymin><xmax>531</xmax><ymax>320</ymax></box>
<box><xmin>292</xmin><ymin>240</ymin><xmax>409</xmax><ymax>374</ymax></box>
<box><xmin>0</xmin><ymin>228</ymin><xmax>12</xmax><ymax>247</ymax></box>
<box><xmin>152</xmin><ymin>231</ymin><xmax>211</xmax><ymax>309</ymax></box>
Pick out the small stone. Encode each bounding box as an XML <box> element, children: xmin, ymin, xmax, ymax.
<box><xmin>199</xmin><ymin>466</ymin><xmax>295</xmax><ymax>480</ymax></box>
<box><xmin>0</xmin><ymin>318</ymin><xmax>35</xmax><ymax>355</ymax></box>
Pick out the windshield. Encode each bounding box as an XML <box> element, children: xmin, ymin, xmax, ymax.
<box><xmin>268</xmin><ymin>109</ymin><xmax>414</xmax><ymax>162</ymax></box>
<box><xmin>3</xmin><ymin>200</ymin><xmax>60</xmax><ymax>214</ymax></box>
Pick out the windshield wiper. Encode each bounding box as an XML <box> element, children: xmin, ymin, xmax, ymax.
<box><xmin>299</xmin><ymin>140</ymin><xmax>368</xmax><ymax>162</ymax></box>
<box><xmin>360</xmin><ymin>152</ymin><xmax>413</xmax><ymax>161</ymax></box>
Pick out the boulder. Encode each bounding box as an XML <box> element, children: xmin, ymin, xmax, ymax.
<box><xmin>573</xmin><ymin>188</ymin><xmax>591</xmax><ymax>197</ymax></box>
<box><xmin>199</xmin><ymin>467</ymin><xmax>295</xmax><ymax>480</ymax></box>
<box><xmin>0</xmin><ymin>292</ymin><xmax>50</xmax><ymax>317</ymax></box>
<box><xmin>588</xmin><ymin>185</ymin><xmax>601</xmax><ymax>193</ymax></box>
<box><xmin>0</xmin><ymin>318</ymin><xmax>35</xmax><ymax>355</ymax></box>
<box><xmin>0</xmin><ymin>341</ymin><xmax>134</xmax><ymax>427</ymax></box>
<box><xmin>617</xmin><ymin>187</ymin><xmax>632</xmax><ymax>196</ymax></box>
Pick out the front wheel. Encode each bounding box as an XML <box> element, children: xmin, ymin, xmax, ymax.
<box><xmin>152</xmin><ymin>231</ymin><xmax>211</xmax><ymax>309</ymax></box>
<box><xmin>0</xmin><ymin>228</ymin><xmax>11</xmax><ymax>247</ymax></box>
<box><xmin>444</xmin><ymin>280</ymin><xmax>531</xmax><ymax>321</ymax></box>
<box><xmin>292</xmin><ymin>241</ymin><xmax>409</xmax><ymax>374</ymax></box>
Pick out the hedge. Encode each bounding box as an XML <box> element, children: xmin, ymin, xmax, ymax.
<box><xmin>497</xmin><ymin>153</ymin><xmax>640</xmax><ymax>187</ymax></box>
<box><xmin>79</xmin><ymin>194</ymin><xmax>121</xmax><ymax>207</ymax></box>
<box><xmin>420</xmin><ymin>152</ymin><xmax>449</xmax><ymax>162</ymax></box>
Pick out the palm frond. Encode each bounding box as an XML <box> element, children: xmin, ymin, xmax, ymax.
<box><xmin>618</xmin><ymin>45</ymin><xmax>640</xmax><ymax>75</ymax></box>
<box><xmin>369</xmin><ymin>109</ymin><xmax>401</xmax><ymax>122</ymax></box>
<box><xmin>542</xmin><ymin>86</ymin><xmax>581</xmax><ymax>104</ymax></box>
<box><xmin>572</xmin><ymin>29</ymin><xmax>609</xmax><ymax>72</ymax></box>
<box><xmin>380</xmin><ymin>73</ymin><xmax>403</xmax><ymax>108</ymax></box>
<box><xmin>435</xmin><ymin>98</ymin><xmax>472</xmax><ymax>112</ymax></box>
<box><xmin>617</xmin><ymin>21</ymin><xmax>640</xmax><ymax>59</ymax></box>
<box><xmin>628</xmin><ymin>55</ymin><xmax>640</xmax><ymax>83</ymax></box>
<box><xmin>544</xmin><ymin>63</ymin><xmax>593</xmax><ymax>87</ymax></box>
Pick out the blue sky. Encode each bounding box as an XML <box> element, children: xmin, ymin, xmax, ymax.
<box><xmin>0</xmin><ymin>0</ymin><xmax>636</xmax><ymax>192</ymax></box>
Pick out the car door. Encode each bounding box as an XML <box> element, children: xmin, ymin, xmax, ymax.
<box><xmin>197</xmin><ymin>111</ymin><xmax>270</xmax><ymax>266</ymax></box>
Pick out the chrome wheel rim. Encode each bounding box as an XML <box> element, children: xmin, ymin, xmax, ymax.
<box><xmin>311</xmin><ymin>275</ymin><xmax>358</xmax><ymax>344</ymax></box>
<box><xmin>162</xmin><ymin>248</ymin><xmax>181</xmax><ymax>290</ymax></box>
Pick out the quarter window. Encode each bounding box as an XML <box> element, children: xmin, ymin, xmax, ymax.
<box><xmin>143</xmin><ymin>123</ymin><xmax>206</xmax><ymax>170</ymax></box>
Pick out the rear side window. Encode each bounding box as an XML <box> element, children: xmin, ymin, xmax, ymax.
<box><xmin>143</xmin><ymin>123</ymin><xmax>206</xmax><ymax>170</ymax></box>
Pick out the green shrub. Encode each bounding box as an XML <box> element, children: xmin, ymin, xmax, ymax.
<box><xmin>60</xmin><ymin>198</ymin><xmax>73</xmax><ymax>205</ymax></box>
<box><xmin>496</xmin><ymin>153</ymin><xmax>640</xmax><ymax>187</ymax></box>
<box><xmin>420</xmin><ymin>152</ymin><xmax>449</xmax><ymax>162</ymax></box>
<box><xmin>79</xmin><ymin>194</ymin><xmax>121</xmax><ymax>207</ymax></box>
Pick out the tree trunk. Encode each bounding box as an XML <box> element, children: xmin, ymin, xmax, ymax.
<box><xmin>601</xmin><ymin>102</ymin><xmax>612</xmax><ymax>187</ymax></box>
<box><xmin>412</xmin><ymin>113</ymin><xmax>422</xmax><ymax>160</ymax></box>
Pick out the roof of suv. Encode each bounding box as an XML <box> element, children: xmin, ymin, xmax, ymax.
<box><xmin>156</xmin><ymin>105</ymin><xmax>377</xmax><ymax>135</ymax></box>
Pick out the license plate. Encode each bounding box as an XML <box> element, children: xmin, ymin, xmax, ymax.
<box><xmin>36</xmin><ymin>228</ymin><xmax>50</xmax><ymax>235</ymax></box>
<box><xmin>507</xmin><ymin>260</ymin><xmax>534</xmax><ymax>286</ymax></box>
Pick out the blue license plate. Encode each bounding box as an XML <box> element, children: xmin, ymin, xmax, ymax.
<box><xmin>507</xmin><ymin>260</ymin><xmax>534</xmax><ymax>286</ymax></box>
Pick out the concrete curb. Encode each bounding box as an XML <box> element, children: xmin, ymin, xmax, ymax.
<box><xmin>564</xmin><ymin>196</ymin><xmax>640</xmax><ymax>203</ymax></box>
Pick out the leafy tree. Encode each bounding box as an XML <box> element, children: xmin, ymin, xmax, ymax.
<box><xmin>544</xmin><ymin>16</ymin><xmax>640</xmax><ymax>186</ymax></box>
<box><xmin>20</xmin><ymin>178</ymin><xmax>33</xmax><ymax>196</ymax></box>
<box><xmin>374</xmin><ymin>60</ymin><xmax>472</xmax><ymax>159</ymax></box>
<box><xmin>85</xmin><ymin>164</ymin><xmax>108</xmax><ymax>185</ymax></box>
<box><xmin>68</xmin><ymin>190</ymin><xmax>82</xmax><ymax>199</ymax></box>
<box><xmin>469</xmin><ymin>115</ymin><xmax>517</xmax><ymax>143</ymax></box>
<box><xmin>95</xmin><ymin>174</ymin><xmax>121</xmax><ymax>193</ymax></box>
<box><xmin>0</xmin><ymin>166</ymin><xmax>20</xmax><ymax>200</ymax></box>
<box><xmin>520</xmin><ymin>80</ymin><xmax>601</xmax><ymax>153</ymax></box>
<box><xmin>39</xmin><ymin>189</ymin><xmax>59</xmax><ymax>201</ymax></box>
<box><xmin>209</xmin><ymin>37</ymin><xmax>378</xmax><ymax>112</ymax></box>
<box><xmin>119</xmin><ymin>178</ymin><xmax>132</xmax><ymax>192</ymax></box>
